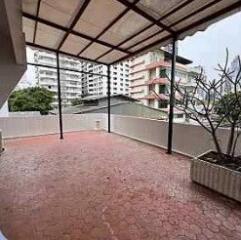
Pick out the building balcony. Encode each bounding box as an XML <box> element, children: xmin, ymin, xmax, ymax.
<box><xmin>129</xmin><ymin>83</ymin><xmax>146</xmax><ymax>88</ymax></box>
<box><xmin>130</xmin><ymin>75</ymin><xmax>145</xmax><ymax>81</ymax></box>
<box><xmin>145</xmin><ymin>77</ymin><xmax>169</xmax><ymax>85</ymax></box>
<box><xmin>130</xmin><ymin>68</ymin><xmax>146</xmax><ymax>75</ymax></box>
<box><xmin>129</xmin><ymin>60</ymin><xmax>145</xmax><ymax>68</ymax></box>
<box><xmin>0</xmin><ymin>114</ymin><xmax>240</xmax><ymax>239</ymax></box>
<box><xmin>145</xmin><ymin>60</ymin><xmax>188</xmax><ymax>71</ymax></box>
<box><xmin>141</xmin><ymin>93</ymin><xmax>169</xmax><ymax>100</ymax></box>
<box><xmin>39</xmin><ymin>74</ymin><xmax>57</xmax><ymax>79</ymax></box>
<box><xmin>130</xmin><ymin>89</ymin><xmax>144</xmax><ymax>94</ymax></box>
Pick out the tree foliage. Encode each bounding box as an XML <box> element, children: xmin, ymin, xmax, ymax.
<box><xmin>8</xmin><ymin>87</ymin><xmax>54</xmax><ymax>115</ymax></box>
<box><xmin>215</xmin><ymin>92</ymin><xmax>241</xmax><ymax>122</ymax></box>
<box><xmin>71</xmin><ymin>98</ymin><xmax>82</xmax><ymax>106</ymax></box>
<box><xmin>213</xmin><ymin>91</ymin><xmax>241</xmax><ymax>157</ymax></box>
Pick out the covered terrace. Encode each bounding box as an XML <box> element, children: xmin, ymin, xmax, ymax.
<box><xmin>1</xmin><ymin>0</ymin><xmax>241</xmax><ymax>152</ymax></box>
<box><xmin>1</xmin><ymin>0</ymin><xmax>241</xmax><ymax>239</ymax></box>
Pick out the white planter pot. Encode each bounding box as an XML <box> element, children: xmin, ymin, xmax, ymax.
<box><xmin>190</xmin><ymin>152</ymin><xmax>241</xmax><ymax>202</ymax></box>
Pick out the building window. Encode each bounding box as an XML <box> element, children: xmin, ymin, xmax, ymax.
<box><xmin>175</xmin><ymin>113</ymin><xmax>184</xmax><ymax>118</ymax></box>
<box><xmin>160</xmin><ymin>68</ymin><xmax>166</xmax><ymax>78</ymax></box>
<box><xmin>159</xmin><ymin>85</ymin><xmax>166</xmax><ymax>94</ymax></box>
<box><xmin>158</xmin><ymin>100</ymin><xmax>168</xmax><ymax>109</ymax></box>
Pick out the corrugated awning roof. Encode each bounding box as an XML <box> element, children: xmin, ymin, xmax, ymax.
<box><xmin>22</xmin><ymin>0</ymin><xmax>241</xmax><ymax>65</ymax></box>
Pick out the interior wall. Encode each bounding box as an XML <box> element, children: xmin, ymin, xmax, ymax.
<box><xmin>0</xmin><ymin>0</ymin><xmax>26</xmax><ymax>108</ymax></box>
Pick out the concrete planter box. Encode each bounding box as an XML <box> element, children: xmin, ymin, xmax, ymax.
<box><xmin>190</xmin><ymin>152</ymin><xmax>241</xmax><ymax>202</ymax></box>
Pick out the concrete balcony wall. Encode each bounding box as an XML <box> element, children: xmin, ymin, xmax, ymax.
<box><xmin>0</xmin><ymin>114</ymin><xmax>240</xmax><ymax>157</ymax></box>
<box><xmin>110</xmin><ymin>115</ymin><xmax>241</xmax><ymax>157</ymax></box>
<box><xmin>0</xmin><ymin>114</ymin><xmax>107</xmax><ymax>139</ymax></box>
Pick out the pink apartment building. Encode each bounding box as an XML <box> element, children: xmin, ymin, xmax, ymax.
<box><xmin>129</xmin><ymin>49</ymin><xmax>199</xmax><ymax>121</ymax></box>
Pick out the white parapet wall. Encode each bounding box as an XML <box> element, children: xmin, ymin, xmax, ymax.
<box><xmin>110</xmin><ymin>115</ymin><xmax>241</xmax><ymax>157</ymax></box>
<box><xmin>0</xmin><ymin>114</ymin><xmax>240</xmax><ymax>157</ymax></box>
<box><xmin>0</xmin><ymin>114</ymin><xmax>107</xmax><ymax>139</ymax></box>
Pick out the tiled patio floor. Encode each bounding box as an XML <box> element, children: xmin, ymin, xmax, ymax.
<box><xmin>0</xmin><ymin>131</ymin><xmax>241</xmax><ymax>240</ymax></box>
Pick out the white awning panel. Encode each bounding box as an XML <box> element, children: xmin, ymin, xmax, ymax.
<box><xmin>22</xmin><ymin>0</ymin><xmax>241</xmax><ymax>64</ymax></box>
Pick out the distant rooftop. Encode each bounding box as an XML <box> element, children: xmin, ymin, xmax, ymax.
<box><xmin>50</xmin><ymin>94</ymin><xmax>166</xmax><ymax>119</ymax></box>
<box><xmin>164</xmin><ymin>51</ymin><xmax>192</xmax><ymax>65</ymax></box>
<box><xmin>82</xmin><ymin>94</ymin><xmax>138</xmax><ymax>102</ymax></box>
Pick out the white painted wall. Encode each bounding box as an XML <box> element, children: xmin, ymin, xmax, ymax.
<box><xmin>0</xmin><ymin>114</ymin><xmax>240</xmax><ymax>157</ymax></box>
<box><xmin>0</xmin><ymin>0</ymin><xmax>26</xmax><ymax>107</ymax></box>
<box><xmin>111</xmin><ymin>115</ymin><xmax>241</xmax><ymax>157</ymax></box>
<box><xmin>0</xmin><ymin>114</ymin><xmax>107</xmax><ymax>139</ymax></box>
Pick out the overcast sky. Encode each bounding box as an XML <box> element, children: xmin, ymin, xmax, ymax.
<box><xmin>179</xmin><ymin>11</ymin><xmax>241</xmax><ymax>80</ymax></box>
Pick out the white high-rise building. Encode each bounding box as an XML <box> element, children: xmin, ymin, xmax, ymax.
<box><xmin>81</xmin><ymin>61</ymin><xmax>130</xmax><ymax>97</ymax></box>
<box><xmin>34</xmin><ymin>50</ymin><xmax>82</xmax><ymax>108</ymax></box>
<box><xmin>17</xmin><ymin>48</ymin><xmax>130</xmax><ymax>107</ymax></box>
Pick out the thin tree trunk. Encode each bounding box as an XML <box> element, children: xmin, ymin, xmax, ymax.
<box><xmin>227</xmin><ymin>122</ymin><xmax>236</xmax><ymax>156</ymax></box>
<box><xmin>212</xmin><ymin>131</ymin><xmax>222</xmax><ymax>156</ymax></box>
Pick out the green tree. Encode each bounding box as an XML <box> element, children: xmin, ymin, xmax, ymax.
<box><xmin>214</xmin><ymin>92</ymin><xmax>241</xmax><ymax>156</ymax></box>
<box><xmin>215</xmin><ymin>92</ymin><xmax>241</xmax><ymax>122</ymax></box>
<box><xmin>71</xmin><ymin>98</ymin><xmax>82</xmax><ymax>106</ymax></box>
<box><xmin>8</xmin><ymin>87</ymin><xmax>54</xmax><ymax>115</ymax></box>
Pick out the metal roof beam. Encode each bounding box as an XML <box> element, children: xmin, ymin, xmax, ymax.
<box><xmin>96</xmin><ymin>0</ymin><xmax>194</xmax><ymax>60</ymax></box>
<box><xmin>115</xmin><ymin>0</ymin><xmax>175</xmax><ymax>34</ymax></box>
<box><xmin>78</xmin><ymin>0</ymin><xmax>141</xmax><ymax>56</ymax></box>
<box><xmin>125</xmin><ymin>0</ymin><xmax>224</xmax><ymax>51</ymax></box>
<box><xmin>111</xmin><ymin>0</ymin><xmax>241</xmax><ymax>65</ymax></box>
<box><xmin>170</xmin><ymin>0</ymin><xmax>224</xmax><ymax>28</ymax></box>
<box><xmin>57</xmin><ymin>0</ymin><xmax>92</xmax><ymax>51</ymax></box>
<box><xmin>33</xmin><ymin>0</ymin><xmax>41</xmax><ymax>43</ymax></box>
<box><xmin>23</xmin><ymin>12</ymin><xmax>130</xmax><ymax>54</ymax></box>
<box><xmin>176</xmin><ymin>0</ymin><xmax>241</xmax><ymax>36</ymax></box>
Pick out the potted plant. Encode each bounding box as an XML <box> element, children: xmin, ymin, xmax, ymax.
<box><xmin>172</xmin><ymin>50</ymin><xmax>241</xmax><ymax>202</ymax></box>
